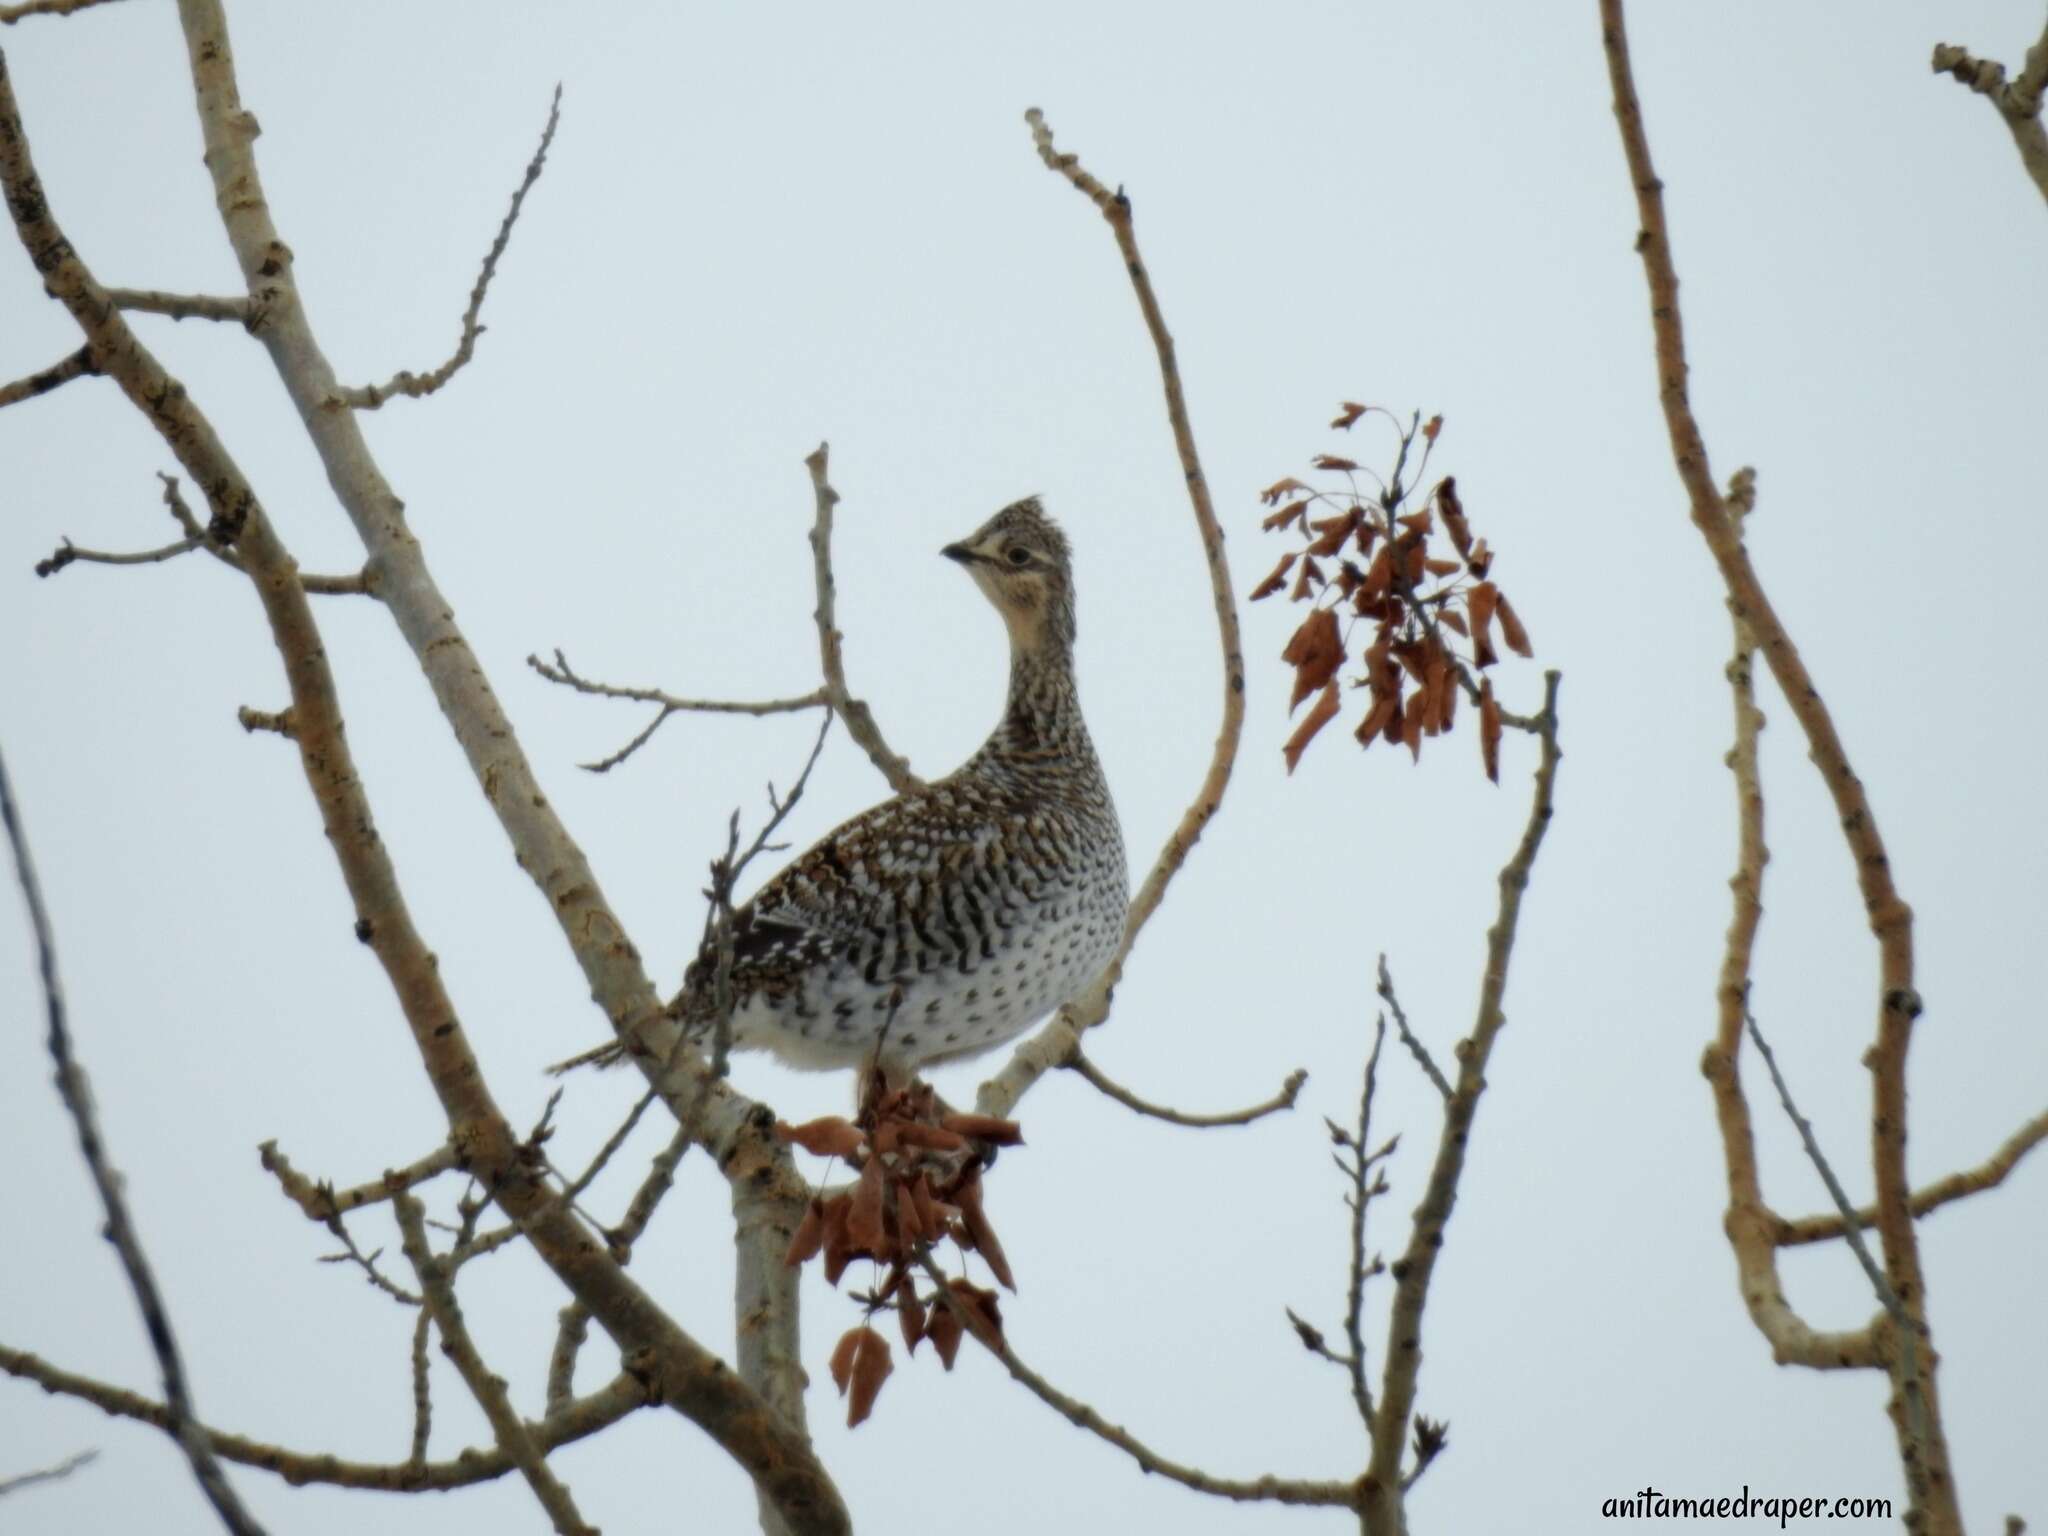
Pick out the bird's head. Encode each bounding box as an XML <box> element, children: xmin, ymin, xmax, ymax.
<box><xmin>942</xmin><ymin>496</ymin><xmax>1076</xmax><ymax>652</ymax></box>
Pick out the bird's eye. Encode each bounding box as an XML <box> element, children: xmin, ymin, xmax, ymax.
<box><xmin>1004</xmin><ymin>546</ymin><xmax>1031</xmax><ymax>567</ymax></box>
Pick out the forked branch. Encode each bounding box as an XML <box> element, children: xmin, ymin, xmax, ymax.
<box><xmin>979</xmin><ymin>108</ymin><xmax>1246</xmax><ymax>1121</ymax></box>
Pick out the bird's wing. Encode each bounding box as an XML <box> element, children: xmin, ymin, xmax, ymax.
<box><xmin>700</xmin><ymin>783</ymin><xmax>1013</xmax><ymax>989</ymax></box>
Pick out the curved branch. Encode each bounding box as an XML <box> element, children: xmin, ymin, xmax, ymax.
<box><xmin>1600</xmin><ymin>6</ymin><xmax>1955</xmax><ymax>1526</ymax></box>
<box><xmin>1778</xmin><ymin>1105</ymin><xmax>2048</xmax><ymax>1247</ymax></box>
<box><xmin>804</xmin><ymin>443</ymin><xmax>921</xmax><ymax>793</ymax></box>
<box><xmin>1066</xmin><ymin>1052</ymin><xmax>1304</xmax><ymax>1129</ymax></box>
<box><xmin>918</xmin><ymin>1258</ymin><xmax>1358</xmax><ymax>1512</ymax></box>
<box><xmin>0</xmin><ymin>343</ymin><xmax>95</xmax><ymax>406</ymax></box>
<box><xmin>0</xmin><ymin>1343</ymin><xmax>651</xmax><ymax>1492</ymax></box>
<box><xmin>330</xmin><ymin>86</ymin><xmax>560</xmax><ymax>409</ymax></box>
<box><xmin>1932</xmin><ymin>15</ymin><xmax>2048</xmax><ymax>206</ymax></box>
<box><xmin>979</xmin><ymin>110</ymin><xmax>1246</xmax><ymax>1120</ymax></box>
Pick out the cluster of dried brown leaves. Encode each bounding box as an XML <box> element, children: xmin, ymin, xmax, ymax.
<box><xmin>1252</xmin><ymin>405</ymin><xmax>1533</xmax><ymax>780</ymax></box>
<box><xmin>777</xmin><ymin>1080</ymin><xmax>1020</xmax><ymax>1427</ymax></box>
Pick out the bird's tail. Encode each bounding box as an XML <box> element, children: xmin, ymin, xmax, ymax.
<box><xmin>546</xmin><ymin>1039</ymin><xmax>627</xmax><ymax>1075</ymax></box>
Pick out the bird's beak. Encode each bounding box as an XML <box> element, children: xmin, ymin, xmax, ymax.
<box><xmin>941</xmin><ymin>542</ymin><xmax>980</xmax><ymax>566</ymax></box>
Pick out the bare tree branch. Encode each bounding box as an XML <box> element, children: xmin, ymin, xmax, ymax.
<box><xmin>1932</xmin><ymin>13</ymin><xmax>2048</xmax><ymax>206</ymax></box>
<box><xmin>1066</xmin><ymin>1051</ymin><xmax>1305</xmax><ymax>1129</ymax></box>
<box><xmin>917</xmin><ymin>1256</ymin><xmax>1360</xmax><ymax>1512</ymax></box>
<box><xmin>1376</xmin><ymin>955</ymin><xmax>1450</xmax><ymax>1101</ymax></box>
<box><xmin>35</xmin><ymin>533</ymin><xmax>204</xmax><ymax>576</ymax></box>
<box><xmin>1600</xmin><ymin>4</ymin><xmax>1957</xmax><ymax>1526</ymax></box>
<box><xmin>1361</xmin><ymin>672</ymin><xmax>1562</xmax><ymax>1531</ymax></box>
<box><xmin>1701</xmin><ymin>470</ymin><xmax>1880</xmax><ymax>1370</ymax></box>
<box><xmin>395</xmin><ymin>1193</ymin><xmax>596</xmax><ymax>1536</ymax></box>
<box><xmin>0</xmin><ymin>1448</ymin><xmax>98</xmax><ymax>1497</ymax></box>
<box><xmin>0</xmin><ymin>24</ymin><xmax>845</xmax><ymax>1525</ymax></box>
<box><xmin>106</xmin><ymin>287</ymin><xmax>253</xmax><ymax>325</ymax></box>
<box><xmin>331</xmin><ymin>86</ymin><xmax>561</xmax><ymax>409</ymax></box>
<box><xmin>0</xmin><ymin>733</ymin><xmax>268</xmax><ymax>1536</ymax></box>
<box><xmin>978</xmin><ymin>109</ymin><xmax>1246</xmax><ymax>1121</ymax></box>
<box><xmin>0</xmin><ymin>1341</ymin><xmax>652</xmax><ymax>1492</ymax></box>
<box><xmin>0</xmin><ymin>343</ymin><xmax>95</xmax><ymax>406</ymax></box>
<box><xmin>0</xmin><ymin>0</ymin><xmax>125</xmax><ymax>22</ymax></box>
<box><xmin>1743</xmin><ymin>1010</ymin><xmax>1925</xmax><ymax>1455</ymax></box>
<box><xmin>1341</xmin><ymin>1015</ymin><xmax>1390</xmax><ymax>1431</ymax></box>
<box><xmin>527</xmin><ymin>647</ymin><xmax>828</xmax><ymax>773</ymax></box>
<box><xmin>804</xmin><ymin>442</ymin><xmax>921</xmax><ymax>793</ymax></box>
<box><xmin>258</xmin><ymin>1139</ymin><xmax>460</xmax><ymax>1221</ymax></box>
<box><xmin>1778</xmin><ymin>1106</ymin><xmax>2048</xmax><ymax>1246</ymax></box>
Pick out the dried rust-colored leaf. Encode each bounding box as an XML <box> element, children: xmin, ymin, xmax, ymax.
<box><xmin>1400</xmin><ymin>688</ymin><xmax>1428</xmax><ymax>761</ymax></box>
<box><xmin>1249</xmin><ymin>550</ymin><xmax>1298</xmax><ymax>602</ymax></box>
<box><xmin>949</xmin><ymin>1280</ymin><xmax>1005</xmax><ymax>1344</ymax></box>
<box><xmin>1306</xmin><ymin>508</ymin><xmax>1362</xmax><ymax>558</ymax></box>
<box><xmin>1312</xmin><ymin>454</ymin><xmax>1360</xmax><ymax>472</ymax></box>
<box><xmin>1355</xmin><ymin>686</ymin><xmax>1396</xmax><ymax>749</ymax></box>
<box><xmin>1423</xmin><ymin>556</ymin><xmax>1461</xmax><ymax>578</ymax></box>
<box><xmin>953</xmin><ymin>1175</ymin><xmax>1017</xmax><ymax>1292</ymax></box>
<box><xmin>1496</xmin><ymin>593</ymin><xmax>1532</xmax><ymax>657</ymax></box>
<box><xmin>784</xmin><ymin>1200</ymin><xmax>826</xmax><ymax>1268</ymax></box>
<box><xmin>1437</xmin><ymin>608</ymin><xmax>1469</xmax><ymax>638</ymax></box>
<box><xmin>776</xmin><ymin>1117</ymin><xmax>866</xmax><ymax>1161</ymax></box>
<box><xmin>820</xmin><ymin>1193</ymin><xmax>856</xmax><ymax>1285</ymax></box>
<box><xmin>928</xmin><ymin>1299</ymin><xmax>965</xmax><ymax>1370</ymax></box>
<box><xmin>1421</xmin><ymin>414</ymin><xmax>1443</xmax><ymax>444</ymax></box>
<box><xmin>938</xmin><ymin>1113</ymin><xmax>1025</xmax><ymax>1146</ymax></box>
<box><xmin>1358</xmin><ymin>545</ymin><xmax>1392</xmax><ymax>605</ymax></box>
<box><xmin>1396</xmin><ymin>508</ymin><xmax>1434</xmax><ymax>536</ymax></box>
<box><xmin>846</xmin><ymin>1327</ymin><xmax>893</xmax><ymax>1428</ymax></box>
<box><xmin>847</xmin><ymin>1158</ymin><xmax>888</xmax><ymax>1255</ymax></box>
<box><xmin>1331</xmin><ymin>400</ymin><xmax>1368</xmax><ymax>430</ymax></box>
<box><xmin>909</xmin><ymin>1174</ymin><xmax>943</xmax><ymax>1239</ymax></box>
<box><xmin>1437</xmin><ymin>476</ymin><xmax>1472</xmax><ymax>556</ymax></box>
<box><xmin>1480</xmin><ymin>677</ymin><xmax>1502</xmax><ymax>783</ymax></box>
<box><xmin>899</xmin><ymin>1286</ymin><xmax>927</xmax><ymax>1354</ymax></box>
<box><xmin>893</xmin><ymin>1123</ymin><xmax>970</xmax><ymax>1154</ymax></box>
<box><xmin>828</xmin><ymin>1326</ymin><xmax>863</xmax><ymax>1396</ymax></box>
<box><xmin>1467</xmin><ymin>582</ymin><xmax>1499</xmax><ymax>662</ymax></box>
<box><xmin>1261</xmin><ymin>498</ymin><xmax>1309</xmax><ymax>533</ymax></box>
<box><xmin>1465</xmin><ymin>537</ymin><xmax>1492</xmax><ymax>578</ymax></box>
<box><xmin>1260</xmin><ymin>476</ymin><xmax>1311</xmax><ymax>506</ymax></box>
<box><xmin>1283</xmin><ymin>681</ymin><xmax>1341</xmax><ymax>774</ymax></box>
<box><xmin>1280</xmin><ymin>607</ymin><xmax>1344</xmax><ymax>712</ymax></box>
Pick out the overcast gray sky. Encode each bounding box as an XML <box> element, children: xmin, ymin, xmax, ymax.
<box><xmin>3</xmin><ymin>2</ymin><xmax>2043</xmax><ymax>1532</ymax></box>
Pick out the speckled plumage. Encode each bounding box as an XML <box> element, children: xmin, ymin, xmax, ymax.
<box><xmin>674</xmin><ymin>498</ymin><xmax>1127</xmax><ymax>1079</ymax></box>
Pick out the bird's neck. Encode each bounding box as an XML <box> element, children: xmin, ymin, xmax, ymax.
<box><xmin>992</xmin><ymin>638</ymin><xmax>1088</xmax><ymax>760</ymax></box>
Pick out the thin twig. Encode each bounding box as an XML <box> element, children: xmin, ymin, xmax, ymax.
<box><xmin>395</xmin><ymin>1193</ymin><xmax>595</xmax><ymax>1536</ymax></box>
<box><xmin>0</xmin><ymin>0</ymin><xmax>125</xmax><ymax>21</ymax></box>
<box><xmin>1342</xmin><ymin>1015</ymin><xmax>1390</xmax><ymax>1430</ymax></box>
<box><xmin>915</xmin><ymin>1253</ymin><xmax>1359</xmax><ymax>1511</ymax></box>
<box><xmin>0</xmin><ymin>344</ymin><xmax>95</xmax><ymax>406</ymax></box>
<box><xmin>606</xmin><ymin>1124</ymin><xmax>692</xmax><ymax>1260</ymax></box>
<box><xmin>105</xmin><ymin>287</ymin><xmax>252</xmax><ymax>325</ymax></box>
<box><xmin>978</xmin><ymin>109</ymin><xmax>1245</xmax><ymax>1120</ymax></box>
<box><xmin>1743</xmin><ymin>1011</ymin><xmax>1926</xmax><ymax>1460</ymax></box>
<box><xmin>527</xmin><ymin>648</ymin><xmax>827</xmax><ymax>773</ymax></box>
<box><xmin>0</xmin><ymin>1448</ymin><xmax>98</xmax><ymax>1496</ymax></box>
<box><xmin>36</xmin><ymin>533</ymin><xmax>203</xmax><ymax>576</ymax></box>
<box><xmin>331</xmin><ymin>86</ymin><xmax>561</xmax><ymax>409</ymax></box>
<box><xmin>546</xmin><ymin>1305</ymin><xmax>590</xmax><ymax>1417</ymax></box>
<box><xmin>259</xmin><ymin>1138</ymin><xmax>459</xmax><ymax>1221</ymax></box>
<box><xmin>1778</xmin><ymin>1105</ymin><xmax>2048</xmax><ymax>1246</ymax></box>
<box><xmin>1066</xmin><ymin>1052</ymin><xmax>1305</xmax><ymax>1129</ymax></box>
<box><xmin>0</xmin><ymin>1341</ymin><xmax>652</xmax><ymax>1493</ymax></box>
<box><xmin>1931</xmin><ymin>14</ymin><xmax>2048</xmax><ymax>206</ymax></box>
<box><xmin>804</xmin><ymin>443</ymin><xmax>921</xmax><ymax>793</ymax></box>
<box><xmin>1361</xmin><ymin>673</ymin><xmax>1562</xmax><ymax>1529</ymax></box>
<box><xmin>1376</xmin><ymin>955</ymin><xmax>1450</xmax><ymax>1101</ymax></box>
<box><xmin>407</xmin><ymin>1307</ymin><xmax>432</xmax><ymax>1465</ymax></box>
<box><xmin>0</xmin><ymin>739</ymin><xmax>268</xmax><ymax>1536</ymax></box>
<box><xmin>315</xmin><ymin>1213</ymin><xmax>422</xmax><ymax>1307</ymax></box>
